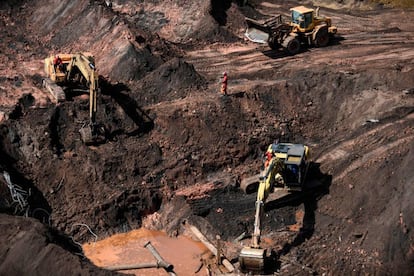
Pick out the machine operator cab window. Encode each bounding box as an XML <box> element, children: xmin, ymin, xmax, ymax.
<box><xmin>291</xmin><ymin>6</ymin><xmax>314</xmax><ymax>30</ymax></box>
<box><xmin>285</xmin><ymin>164</ymin><xmax>300</xmax><ymax>184</ymax></box>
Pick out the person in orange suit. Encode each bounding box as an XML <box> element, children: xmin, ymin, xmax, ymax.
<box><xmin>221</xmin><ymin>71</ymin><xmax>228</xmax><ymax>95</ymax></box>
<box><xmin>53</xmin><ymin>55</ymin><xmax>63</xmax><ymax>72</ymax></box>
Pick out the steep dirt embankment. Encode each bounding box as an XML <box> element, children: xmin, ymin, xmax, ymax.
<box><xmin>29</xmin><ymin>0</ymin><xmax>168</xmax><ymax>83</ymax></box>
<box><xmin>288</xmin><ymin>69</ymin><xmax>414</xmax><ymax>274</ymax></box>
<box><xmin>110</xmin><ymin>0</ymin><xmax>243</xmax><ymax>43</ymax></box>
<box><xmin>0</xmin><ymin>214</ymin><xmax>117</xmax><ymax>276</ymax></box>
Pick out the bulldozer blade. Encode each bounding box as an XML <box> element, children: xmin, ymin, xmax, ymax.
<box><xmin>239</xmin><ymin>247</ymin><xmax>266</xmax><ymax>272</ymax></box>
<box><xmin>244</xmin><ymin>27</ymin><xmax>269</xmax><ymax>44</ymax></box>
<box><xmin>79</xmin><ymin>125</ymin><xmax>94</xmax><ymax>144</ymax></box>
<box><xmin>42</xmin><ymin>78</ymin><xmax>65</xmax><ymax>102</ymax></box>
<box><xmin>240</xmin><ymin>173</ymin><xmax>261</xmax><ymax>194</ymax></box>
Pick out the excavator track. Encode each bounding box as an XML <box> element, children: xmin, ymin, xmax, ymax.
<box><xmin>240</xmin><ymin>173</ymin><xmax>261</xmax><ymax>194</ymax></box>
<box><xmin>42</xmin><ymin>78</ymin><xmax>65</xmax><ymax>102</ymax></box>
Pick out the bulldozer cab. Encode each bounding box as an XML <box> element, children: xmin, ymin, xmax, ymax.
<box><xmin>290</xmin><ymin>6</ymin><xmax>314</xmax><ymax>32</ymax></box>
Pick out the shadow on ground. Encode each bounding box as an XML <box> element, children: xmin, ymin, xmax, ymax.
<box><xmin>264</xmin><ymin>162</ymin><xmax>332</xmax><ymax>273</ymax></box>
<box><xmin>99</xmin><ymin>78</ymin><xmax>154</xmax><ymax>139</ymax></box>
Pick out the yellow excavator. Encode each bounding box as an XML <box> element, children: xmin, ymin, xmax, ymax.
<box><xmin>43</xmin><ymin>53</ymin><xmax>99</xmax><ymax>144</ymax></box>
<box><xmin>239</xmin><ymin>143</ymin><xmax>310</xmax><ymax>272</ymax></box>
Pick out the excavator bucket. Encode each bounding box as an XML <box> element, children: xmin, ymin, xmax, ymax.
<box><xmin>240</xmin><ymin>173</ymin><xmax>261</xmax><ymax>194</ymax></box>
<box><xmin>239</xmin><ymin>247</ymin><xmax>266</xmax><ymax>272</ymax></box>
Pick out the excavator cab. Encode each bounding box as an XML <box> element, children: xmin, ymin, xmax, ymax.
<box><xmin>279</xmin><ymin>143</ymin><xmax>309</xmax><ymax>191</ymax></box>
<box><xmin>285</xmin><ymin>164</ymin><xmax>300</xmax><ymax>184</ymax></box>
<box><xmin>240</xmin><ymin>143</ymin><xmax>309</xmax><ymax>194</ymax></box>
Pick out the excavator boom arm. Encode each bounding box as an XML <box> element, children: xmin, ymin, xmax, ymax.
<box><xmin>252</xmin><ymin>157</ymin><xmax>284</xmax><ymax>247</ymax></box>
<box><xmin>239</xmin><ymin>156</ymin><xmax>285</xmax><ymax>272</ymax></box>
<box><xmin>67</xmin><ymin>53</ymin><xmax>99</xmax><ymax>124</ymax></box>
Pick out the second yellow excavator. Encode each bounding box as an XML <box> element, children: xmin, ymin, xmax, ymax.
<box><xmin>43</xmin><ymin>53</ymin><xmax>99</xmax><ymax>144</ymax></box>
<box><xmin>239</xmin><ymin>143</ymin><xmax>310</xmax><ymax>272</ymax></box>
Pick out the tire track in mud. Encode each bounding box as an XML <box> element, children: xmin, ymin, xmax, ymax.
<box><xmin>316</xmin><ymin>112</ymin><xmax>414</xmax><ymax>182</ymax></box>
<box><xmin>185</xmin><ymin>44</ymin><xmax>295</xmax><ymax>81</ymax></box>
<box><xmin>316</xmin><ymin>111</ymin><xmax>414</xmax><ymax>163</ymax></box>
<box><xmin>334</xmin><ymin>135</ymin><xmax>411</xmax><ymax>182</ymax></box>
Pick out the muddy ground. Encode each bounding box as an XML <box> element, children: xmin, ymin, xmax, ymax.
<box><xmin>0</xmin><ymin>0</ymin><xmax>414</xmax><ymax>275</ymax></box>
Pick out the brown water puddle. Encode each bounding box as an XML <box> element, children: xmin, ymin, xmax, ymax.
<box><xmin>83</xmin><ymin>228</ymin><xmax>209</xmax><ymax>275</ymax></box>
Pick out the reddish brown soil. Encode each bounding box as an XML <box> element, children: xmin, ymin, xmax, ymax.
<box><xmin>1</xmin><ymin>0</ymin><xmax>414</xmax><ymax>275</ymax></box>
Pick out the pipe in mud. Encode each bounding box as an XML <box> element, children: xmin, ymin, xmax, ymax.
<box><xmin>103</xmin><ymin>241</ymin><xmax>176</xmax><ymax>275</ymax></box>
<box><xmin>104</xmin><ymin>263</ymin><xmax>158</xmax><ymax>271</ymax></box>
<box><xmin>144</xmin><ymin>241</ymin><xmax>175</xmax><ymax>275</ymax></box>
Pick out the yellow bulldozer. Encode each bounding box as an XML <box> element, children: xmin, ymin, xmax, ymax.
<box><xmin>239</xmin><ymin>143</ymin><xmax>310</xmax><ymax>272</ymax></box>
<box><xmin>245</xmin><ymin>6</ymin><xmax>337</xmax><ymax>55</ymax></box>
<box><xmin>43</xmin><ymin>53</ymin><xmax>99</xmax><ymax>144</ymax></box>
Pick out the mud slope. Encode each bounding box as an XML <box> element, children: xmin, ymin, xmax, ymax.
<box><xmin>0</xmin><ymin>214</ymin><xmax>118</xmax><ymax>276</ymax></box>
<box><xmin>183</xmin><ymin>2</ymin><xmax>414</xmax><ymax>274</ymax></box>
<box><xmin>1</xmin><ymin>0</ymin><xmax>414</xmax><ymax>275</ymax></box>
<box><xmin>110</xmin><ymin>0</ymin><xmax>243</xmax><ymax>43</ymax></box>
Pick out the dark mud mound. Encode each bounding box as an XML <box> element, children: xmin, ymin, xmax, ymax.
<box><xmin>210</xmin><ymin>0</ymin><xmax>232</xmax><ymax>26</ymax></box>
<box><xmin>99</xmin><ymin>40</ymin><xmax>163</xmax><ymax>82</ymax></box>
<box><xmin>191</xmin><ymin>1</ymin><xmax>246</xmax><ymax>43</ymax></box>
<box><xmin>0</xmin><ymin>0</ymin><xmax>24</xmax><ymax>10</ymax></box>
<box><xmin>0</xmin><ymin>214</ymin><xmax>116</xmax><ymax>276</ymax></box>
<box><xmin>134</xmin><ymin>58</ymin><xmax>207</xmax><ymax>105</ymax></box>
